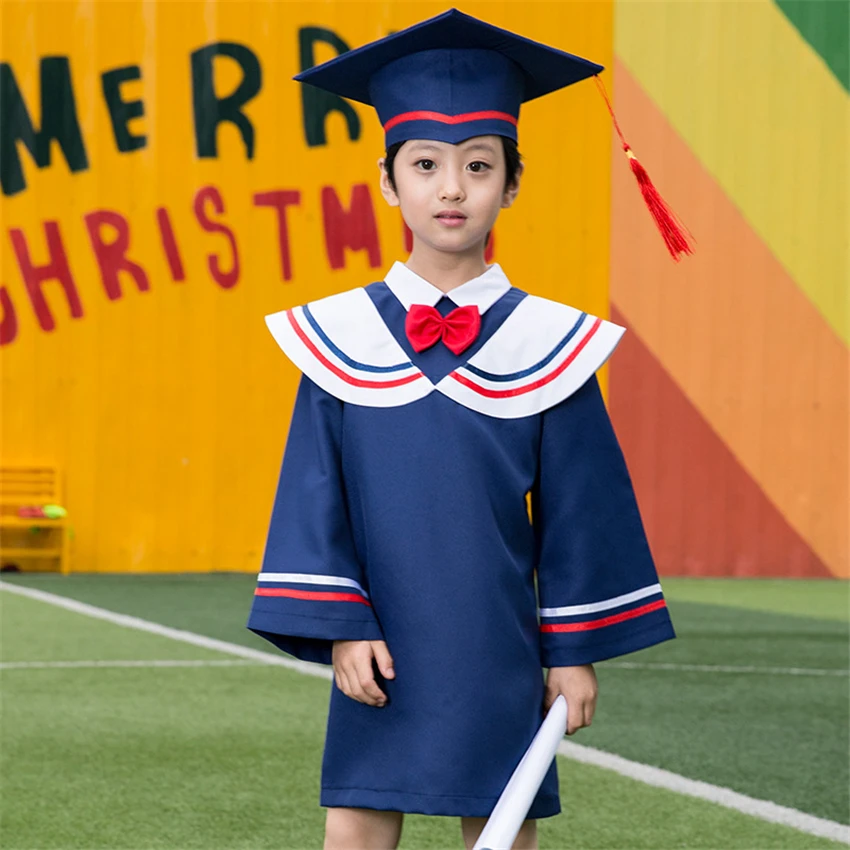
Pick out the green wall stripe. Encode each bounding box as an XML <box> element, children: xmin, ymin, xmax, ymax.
<box><xmin>774</xmin><ymin>0</ymin><xmax>849</xmax><ymax>92</ymax></box>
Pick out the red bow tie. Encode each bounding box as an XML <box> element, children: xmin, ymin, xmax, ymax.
<box><xmin>405</xmin><ymin>303</ymin><xmax>481</xmax><ymax>355</ymax></box>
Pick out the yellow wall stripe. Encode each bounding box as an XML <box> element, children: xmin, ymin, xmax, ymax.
<box><xmin>615</xmin><ymin>0</ymin><xmax>850</xmax><ymax>344</ymax></box>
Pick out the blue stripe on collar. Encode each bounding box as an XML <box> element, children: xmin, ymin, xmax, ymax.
<box><xmin>302</xmin><ymin>303</ymin><xmax>413</xmax><ymax>374</ymax></box>
<box><xmin>463</xmin><ymin>312</ymin><xmax>588</xmax><ymax>382</ymax></box>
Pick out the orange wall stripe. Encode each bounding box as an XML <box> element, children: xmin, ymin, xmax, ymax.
<box><xmin>610</xmin><ymin>58</ymin><xmax>848</xmax><ymax>578</ymax></box>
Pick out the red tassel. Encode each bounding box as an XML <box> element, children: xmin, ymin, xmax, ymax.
<box><xmin>594</xmin><ymin>75</ymin><xmax>695</xmax><ymax>262</ymax></box>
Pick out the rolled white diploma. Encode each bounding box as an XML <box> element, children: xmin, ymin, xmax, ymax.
<box><xmin>472</xmin><ymin>695</ymin><xmax>567</xmax><ymax>850</ymax></box>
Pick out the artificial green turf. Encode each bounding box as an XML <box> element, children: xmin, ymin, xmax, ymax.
<box><xmin>662</xmin><ymin>578</ymin><xmax>850</xmax><ymax>622</ymax></box>
<box><xmin>1</xmin><ymin>573</ymin><xmax>271</xmax><ymax>654</ymax></box>
<box><xmin>587</xmin><ymin>600</ymin><xmax>849</xmax><ymax>824</ymax></box>
<box><xmin>0</xmin><ymin>592</ymin><xmax>234</xmax><ymax>663</ymax></box>
<box><xmin>1</xmin><ymin>591</ymin><xmax>845</xmax><ymax>850</ymax></box>
<box><xmin>3</xmin><ymin>575</ymin><xmax>849</xmax><ymax>828</ymax></box>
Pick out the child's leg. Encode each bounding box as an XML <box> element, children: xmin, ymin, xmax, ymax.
<box><xmin>460</xmin><ymin>816</ymin><xmax>538</xmax><ymax>850</ymax></box>
<box><xmin>324</xmin><ymin>806</ymin><xmax>404</xmax><ymax>850</ymax></box>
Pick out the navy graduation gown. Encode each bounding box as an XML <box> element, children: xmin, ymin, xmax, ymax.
<box><xmin>248</xmin><ymin>275</ymin><xmax>675</xmax><ymax>818</ymax></box>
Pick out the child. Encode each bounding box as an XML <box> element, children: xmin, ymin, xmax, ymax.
<box><xmin>247</xmin><ymin>9</ymin><xmax>677</xmax><ymax>850</ymax></box>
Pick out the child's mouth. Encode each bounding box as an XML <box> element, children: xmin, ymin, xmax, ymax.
<box><xmin>435</xmin><ymin>213</ymin><xmax>467</xmax><ymax>227</ymax></box>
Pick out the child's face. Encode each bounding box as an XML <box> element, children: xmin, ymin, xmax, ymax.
<box><xmin>378</xmin><ymin>135</ymin><xmax>522</xmax><ymax>258</ymax></box>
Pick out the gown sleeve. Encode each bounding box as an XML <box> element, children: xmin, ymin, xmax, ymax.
<box><xmin>531</xmin><ymin>373</ymin><xmax>675</xmax><ymax>668</ymax></box>
<box><xmin>246</xmin><ymin>374</ymin><xmax>385</xmax><ymax>665</ymax></box>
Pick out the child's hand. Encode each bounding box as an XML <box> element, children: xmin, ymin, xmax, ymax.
<box><xmin>544</xmin><ymin>664</ymin><xmax>598</xmax><ymax>735</ymax></box>
<box><xmin>332</xmin><ymin>639</ymin><xmax>395</xmax><ymax>707</ymax></box>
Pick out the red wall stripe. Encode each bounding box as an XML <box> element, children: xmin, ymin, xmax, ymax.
<box><xmin>608</xmin><ymin>306</ymin><xmax>832</xmax><ymax>578</ymax></box>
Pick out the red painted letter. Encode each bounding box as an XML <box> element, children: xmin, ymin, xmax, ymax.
<box><xmin>193</xmin><ymin>185</ymin><xmax>239</xmax><ymax>288</ymax></box>
<box><xmin>8</xmin><ymin>222</ymin><xmax>83</xmax><ymax>331</ymax></box>
<box><xmin>84</xmin><ymin>210</ymin><xmax>150</xmax><ymax>300</ymax></box>
<box><xmin>253</xmin><ymin>190</ymin><xmax>301</xmax><ymax>282</ymax></box>
<box><xmin>0</xmin><ymin>287</ymin><xmax>18</xmax><ymax>345</ymax></box>
<box><xmin>156</xmin><ymin>207</ymin><xmax>186</xmax><ymax>282</ymax></box>
<box><xmin>321</xmin><ymin>183</ymin><xmax>381</xmax><ymax>270</ymax></box>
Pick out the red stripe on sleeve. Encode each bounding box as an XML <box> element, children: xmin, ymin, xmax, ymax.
<box><xmin>540</xmin><ymin>599</ymin><xmax>666</xmax><ymax>633</ymax></box>
<box><xmin>255</xmin><ymin>587</ymin><xmax>372</xmax><ymax>606</ymax></box>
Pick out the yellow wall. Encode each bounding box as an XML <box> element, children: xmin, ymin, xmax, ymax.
<box><xmin>0</xmin><ymin>0</ymin><xmax>613</xmax><ymax>572</ymax></box>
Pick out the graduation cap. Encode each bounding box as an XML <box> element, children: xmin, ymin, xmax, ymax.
<box><xmin>295</xmin><ymin>8</ymin><xmax>694</xmax><ymax>261</ymax></box>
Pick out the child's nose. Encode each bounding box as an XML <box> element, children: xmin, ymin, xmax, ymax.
<box><xmin>439</xmin><ymin>173</ymin><xmax>465</xmax><ymax>201</ymax></box>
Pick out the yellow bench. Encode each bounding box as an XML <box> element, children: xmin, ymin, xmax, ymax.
<box><xmin>0</xmin><ymin>465</ymin><xmax>71</xmax><ymax>575</ymax></box>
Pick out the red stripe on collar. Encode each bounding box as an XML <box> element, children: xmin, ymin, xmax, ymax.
<box><xmin>448</xmin><ymin>317</ymin><xmax>602</xmax><ymax>398</ymax></box>
<box><xmin>287</xmin><ymin>309</ymin><xmax>424</xmax><ymax>390</ymax></box>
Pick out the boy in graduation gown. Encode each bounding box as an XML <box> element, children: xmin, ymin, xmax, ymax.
<box><xmin>247</xmin><ymin>9</ymin><xmax>676</xmax><ymax>849</ymax></box>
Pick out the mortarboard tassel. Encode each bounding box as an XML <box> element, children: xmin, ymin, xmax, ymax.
<box><xmin>593</xmin><ymin>75</ymin><xmax>695</xmax><ymax>262</ymax></box>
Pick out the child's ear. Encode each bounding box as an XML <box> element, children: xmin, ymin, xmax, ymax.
<box><xmin>377</xmin><ymin>157</ymin><xmax>400</xmax><ymax>208</ymax></box>
<box><xmin>501</xmin><ymin>160</ymin><xmax>524</xmax><ymax>209</ymax></box>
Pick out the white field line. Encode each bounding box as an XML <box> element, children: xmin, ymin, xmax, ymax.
<box><xmin>0</xmin><ymin>580</ymin><xmax>333</xmax><ymax>680</ymax></box>
<box><xmin>604</xmin><ymin>661</ymin><xmax>849</xmax><ymax>677</ymax></box>
<box><xmin>5</xmin><ymin>656</ymin><xmax>842</xmax><ymax>678</ymax></box>
<box><xmin>558</xmin><ymin>741</ymin><xmax>850</xmax><ymax>844</ymax></box>
<box><xmin>1</xmin><ymin>659</ymin><xmax>262</xmax><ymax>670</ymax></box>
<box><xmin>2</xmin><ymin>580</ymin><xmax>848</xmax><ymax>846</ymax></box>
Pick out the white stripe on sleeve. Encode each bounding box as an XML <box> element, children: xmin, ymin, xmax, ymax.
<box><xmin>257</xmin><ymin>572</ymin><xmax>369</xmax><ymax>600</ymax></box>
<box><xmin>539</xmin><ymin>583</ymin><xmax>662</xmax><ymax>618</ymax></box>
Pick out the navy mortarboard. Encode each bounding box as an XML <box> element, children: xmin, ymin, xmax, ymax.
<box><xmin>294</xmin><ymin>8</ymin><xmax>603</xmax><ymax>148</ymax></box>
<box><xmin>295</xmin><ymin>8</ymin><xmax>694</xmax><ymax>261</ymax></box>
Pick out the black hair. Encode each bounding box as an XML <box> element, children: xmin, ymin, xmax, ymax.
<box><xmin>384</xmin><ymin>136</ymin><xmax>522</xmax><ymax>194</ymax></box>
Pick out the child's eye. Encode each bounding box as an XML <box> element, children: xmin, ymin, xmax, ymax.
<box><xmin>415</xmin><ymin>159</ymin><xmax>436</xmax><ymax>170</ymax></box>
<box><xmin>468</xmin><ymin>161</ymin><xmax>491</xmax><ymax>173</ymax></box>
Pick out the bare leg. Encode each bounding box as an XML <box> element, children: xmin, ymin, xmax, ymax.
<box><xmin>324</xmin><ymin>807</ymin><xmax>404</xmax><ymax>850</ymax></box>
<box><xmin>460</xmin><ymin>816</ymin><xmax>538</xmax><ymax>850</ymax></box>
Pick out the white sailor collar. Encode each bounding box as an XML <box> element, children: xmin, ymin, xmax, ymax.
<box><xmin>383</xmin><ymin>261</ymin><xmax>511</xmax><ymax>315</ymax></box>
<box><xmin>265</xmin><ymin>284</ymin><xmax>626</xmax><ymax>419</ymax></box>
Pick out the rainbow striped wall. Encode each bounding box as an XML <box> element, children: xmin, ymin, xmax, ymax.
<box><xmin>607</xmin><ymin>0</ymin><xmax>848</xmax><ymax>578</ymax></box>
